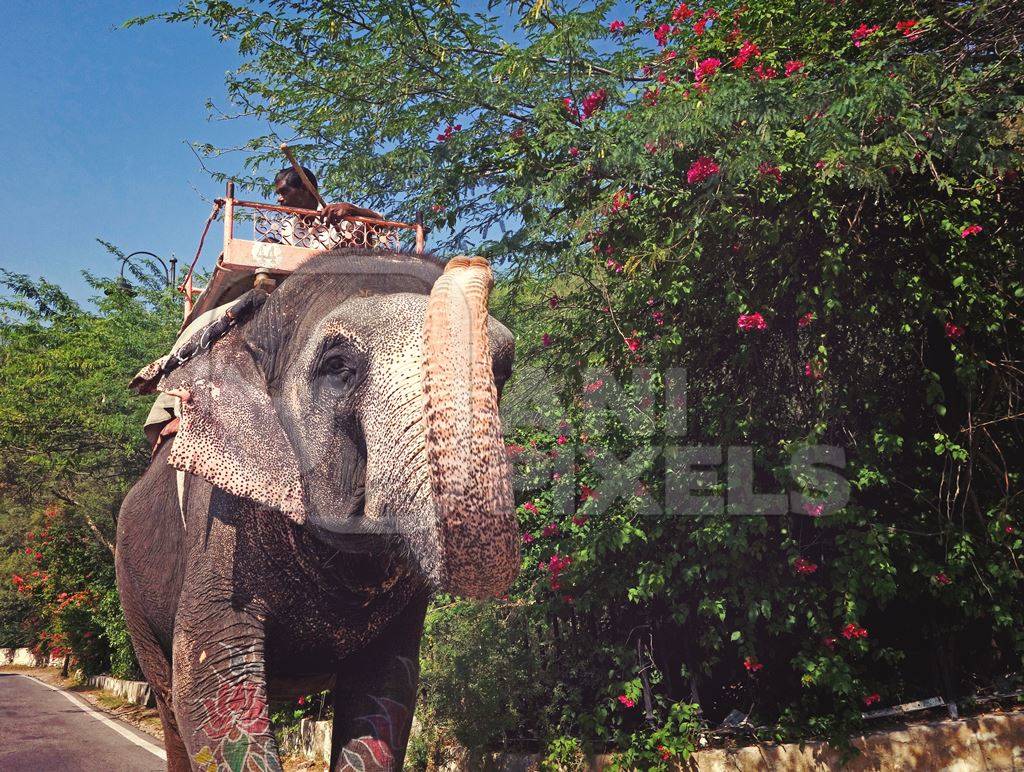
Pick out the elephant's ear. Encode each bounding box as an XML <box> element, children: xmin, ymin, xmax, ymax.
<box><xmin>157</xmin><ymin>326</ymin><xmax>306</xmax><ymax>524</ymax></box>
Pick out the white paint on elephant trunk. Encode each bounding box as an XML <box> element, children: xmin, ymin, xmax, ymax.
<box><xmin>421</xmin><ymin>256</ymin><xmax>519</xmax><ymax>599</ymax></box>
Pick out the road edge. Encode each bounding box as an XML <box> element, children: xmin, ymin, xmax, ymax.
<box><xmin>15</xmin><ymin>673</ymin><xmax>166</xmax><ymax>760</ymax></box>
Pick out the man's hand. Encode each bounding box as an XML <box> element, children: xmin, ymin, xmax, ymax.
<box><xmin>320</xmin><ymin>201</ymin><xmax>384</xmax><ymax>220</ymax></box>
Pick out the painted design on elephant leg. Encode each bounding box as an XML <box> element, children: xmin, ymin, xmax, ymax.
<box><xmin>192</xmin><ymin>682</ymin><xmax>278</xmax><ymax>772</ymax></box>
<box><xmin>187</xmin><ymin>642</ymin><xmax>280</xmax><ymax>772</ymax></box>
<box><xmin>337</xmin><ymin>656</ymin><xmax>416</xmax><ymax>771</ymax></box>
<box><xmin>340</xmin><ymin>737</ymin><xmax>395</xmax><ymax>771</ymax></box>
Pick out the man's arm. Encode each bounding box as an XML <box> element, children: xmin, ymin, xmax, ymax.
<box><xmin>320</xmin><ymin>201</ymin><xmax>384</xmax><ymax>220</ymax></box>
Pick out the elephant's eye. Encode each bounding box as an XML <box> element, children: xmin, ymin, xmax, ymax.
<box><xmin>320</xmin><ymin>354</ymin><xmax>357</xmax><ymax>388</ymax></box>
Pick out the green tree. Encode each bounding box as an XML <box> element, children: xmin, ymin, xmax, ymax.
<box><xmin>0</xmin><ymin>263</ymin><xmax>179</xmax><ymax>675</ymax></box>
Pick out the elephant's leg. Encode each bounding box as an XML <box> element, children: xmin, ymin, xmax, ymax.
<box><xmin>330</xmin><ymin>593</ymin><xmax>429</xmax><ymax>772</ymax></box>
<box><xmin>121</xmin><ymin>618</ymin><xmax>190</xmax><ymax>771</ymax></box>
<box><xmin>136</xmin><ymin>636</ymin><xmax>190</xmax><ymax>771</ymax></box>
<box><xmin>171</xmin><ymin>602</ymin><xmax>281</xmax><ymax>771</ymax></box>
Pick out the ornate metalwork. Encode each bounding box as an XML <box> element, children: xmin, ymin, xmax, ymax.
<box><xmin>251</xmin><ymin>206</ymin><xmax>412</xmax><ymax>252</ymax></box>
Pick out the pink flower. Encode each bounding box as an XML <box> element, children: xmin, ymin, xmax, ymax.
<box><xmin>803</xmin><ymin>501</ymin><xmax>824</xmax><ymax>517</ymax></box>
<box><xmin>753</xmin><ymin>63</ymin><xmax>777</xmax><ymax>79</ymax></box>
<box><xmin>584</xmin><ymin>379</ymin><xmax>604</xmax><ymax>394</ymax></box>
<box><xmin>625</xmin><ymin>336</ymin><xmax>641</xmax><ymax>352</ymax></box>
<box><xmin>556</xmin><ymin>434</ymin><xmax>568</xmax><ymax>445</ymax></box>
<box><xmin>572</xmin><ymin>514</ymin><xmax>589</xmax><ymax>526</ymax></box>
<box><xmin>687</xmin><ymin>156</ymin><xmax>720</xmax><ymax>184</ymax></box>
<box><xmin>297</xmin><ymin>696</ymin><xmax>306</xmax><ymax>706</ymax></box>
<box><xmin>548</xmin><ymin>294</ymin><xmax>559</xmax><ymax>308</ymax></box>
<box><xmin>609</xmin><ymin>20</ymin><xmax>625</xmax><ymax>33</ymax></box>
<box><xmin>743</xmin><ymin>656</ymin><xmax>763</xmax><ymax>672</ymax></box>
<box><xmin>758</xmin><ymin>161</ymin><xmax>782</xmax><ymax>184</ymax></box>
<box><xmin>581</xmin><ymin>88</ymin><xmax>607</xmax><ymax>119</ymax></box>
<box><xmin>542</xmin><ymin>522</ymin><xmax>560</xmax><ymax>538</ymax></box>
<box><xmin>671</xmin><ymin>3</ymin><xmax>694</xmax><ymax>22</ymax></box>
<box><xmin>822</xmin><ymin>636</ymin><xmax>837</xmax><ymax>650</ymax></box>
<box><xmin>201</xmin><ymin>681</ymin><xmax>270</xmax><ymax>740</ymax></box>
<box><xmin>961</xmin><ymin>224</ymin><xmax>982</xmax><ymax>238</ymax></box>
<box><xmin>842</xmin><ymin>622</ymin><xmax>868</xmax><ymax>640</ymax></box>
<box><xmin>736</xmin><ymin>312</ymin><xmax>767</xmax><ymax>331</ymax></box>
<box><xmin>804</xmin><ymin>360</ymin><xmax>823</xmax><ymax>380</ymax></box>
<box><xmin>784</xmin><ymin>60</ymin><xmax>804</xmax><ymax>77</ymax></box>
<box><xmin>944</xmin><ymin>322</ymin><xmax>964</xmax><ymax>340</ymax></box>
<box><xmin>654</xmin><ymin>23</ymin><xmax>673</xmax><ymax>47</ymax></box>
<box><xmin>934</xmin><ymin>572</ymin><xmax>951</xmax><ymax>586</ymax></box>
<box><xmin>610</xmin><ymin>189</ymin><xmax>634</xmax><ymax>212</ymax></box>
<box><xmin>694</xmin><ymin>57</ymin><xmax>721</xmax><ymax>83</ymax></box>
<box><xmin>580</xmin><ymin>484</ymin><xmax>598</xmax><ymax>502</ymax></box>
<box><xmin>523</xmin><ymin>501</ymin><xmax>539</xmax><ymax>515</ymax></box>
<box><xmin>568</xmin><ymin>146</ymin><xmax>580</xmax><ymax>158</ymax></box>
<box><xmin>545</xmin><ymin>553</ymin><xmax>572</xmax><ymax>590</ymax></box>
<box><xmin>863</xmin><ymin>693</ymin><xmax>881</xmax><ymax>707</ymax></box>
<box><xmin>798</xmin><ymin>311</ymin><xmax>815</xmax><ymax>328</ymax></box>
<box><xmin>793</xmin><ymin>557</ymin><xmax>818</xmax><ymax>575</ymax></box>
<box><xmin>542</xmin><ymin>333</ymin><xmax>552</xmax><ymax>347</ymax></box>
<box><xmin>692</xmin><ymin>8</ymin><xmax>717</xmax><ymax>36</ymax></box>
<box><xmin>851</xmin><ymin>23</ymin><xmax>880</xmax><ymax>47</ymax></box>
<box><xmin>895</xmin><ymin>19</ymin><xmax>919</xmax><ymax>39</ymax></box>
<box><xmin>617</xmin><ymin>694</ymin><xmax>636</xmax><ymax>708</ymax></box>
<box><xmin>652</xmin><ymin>310</ymin><xmax>665</xmax><ymax>326</ymax></box>
<box><xmin>522</xmin><ymin>532</ymin><xmax>535</xmax><ymax>544</ymax></box>
<box><xmin>732</xmin><ymin>40</ymin><xmax>760</xmax><ymax>68</ymax></box>
<box><xmin>436</xmin><ymin>124</ymin><xmax>461</xmax><ymax>142</ymax></box>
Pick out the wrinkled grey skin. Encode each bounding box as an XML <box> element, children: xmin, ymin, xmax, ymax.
<box><xmin>116</xmin><ymin>251</ymin><xmax>517</xmax><ymax>771</ymax></box>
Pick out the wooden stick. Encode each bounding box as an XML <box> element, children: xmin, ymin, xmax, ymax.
<box><xmin>280</xmin><ymin>143</ymin><xmax>326</xmax><ymax>210</ymax></box>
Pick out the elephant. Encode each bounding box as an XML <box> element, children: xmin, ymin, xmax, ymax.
<box><xmin>116</xmin><ymin>250</ymin><xmax>519</xmax><ymax>771</ymax></box>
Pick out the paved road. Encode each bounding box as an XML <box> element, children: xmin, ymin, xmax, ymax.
<box><xmin>0</xmin><ymin>673</ymin><xmax>165</xmax><ymax>771</ymax></box>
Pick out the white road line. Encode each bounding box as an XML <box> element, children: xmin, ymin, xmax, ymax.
<box><xmin>17</xmin><ymin>674</ymin><xmax>166</xmax><ymax>760</ymax></box>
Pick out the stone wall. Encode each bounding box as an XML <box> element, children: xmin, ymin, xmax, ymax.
<box><xmin>283</xmin><ymin>711</ymin><xmax>1024</xmax><ymax>770</ymax></box>
<box><xmin>278</xmin><ymin>718</ymin><xmax>332</xmax><ymax>763</ymax></box>
<box><xmin>0</xmin><ymin>647</ymin><xmax>45</xmax><ymax>667</ymax></box>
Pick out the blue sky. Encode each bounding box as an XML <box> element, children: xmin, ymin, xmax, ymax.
<box><xmin>0</xmin><ymin>2</ymin><xmax>261</xmax><ymax>300</ymax></box>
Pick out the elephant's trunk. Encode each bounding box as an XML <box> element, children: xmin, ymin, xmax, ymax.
<box><xmin>421</xmin><ymin>256</ymin><xmax>519</xmax><ymax>598</ymax></box>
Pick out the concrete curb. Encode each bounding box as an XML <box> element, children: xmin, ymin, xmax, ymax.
<box><xmin>1</xmin><ymin>647</ymin><xmax>154</xmax><ymax>708</ymax></box>
<box><xmin>86</xmin><ymin>675</ymin><xmax>155</xmax><ymax>708</ymax></box>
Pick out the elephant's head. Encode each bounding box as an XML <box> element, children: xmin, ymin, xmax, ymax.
<box><xmin>151</xmin><ymin>252</ymin><xmax>518</xmax><ymax>599</ymax></box>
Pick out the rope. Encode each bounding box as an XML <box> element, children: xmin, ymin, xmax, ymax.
<box><xmin>156</xmin><ymin>289</ymin><xmax>270</xmax><ymax>380</ymax></box>
<box><xmin>178</xmin><ymin>199</ymin><xmax>224</xmax><ymax>296</ymax></box>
